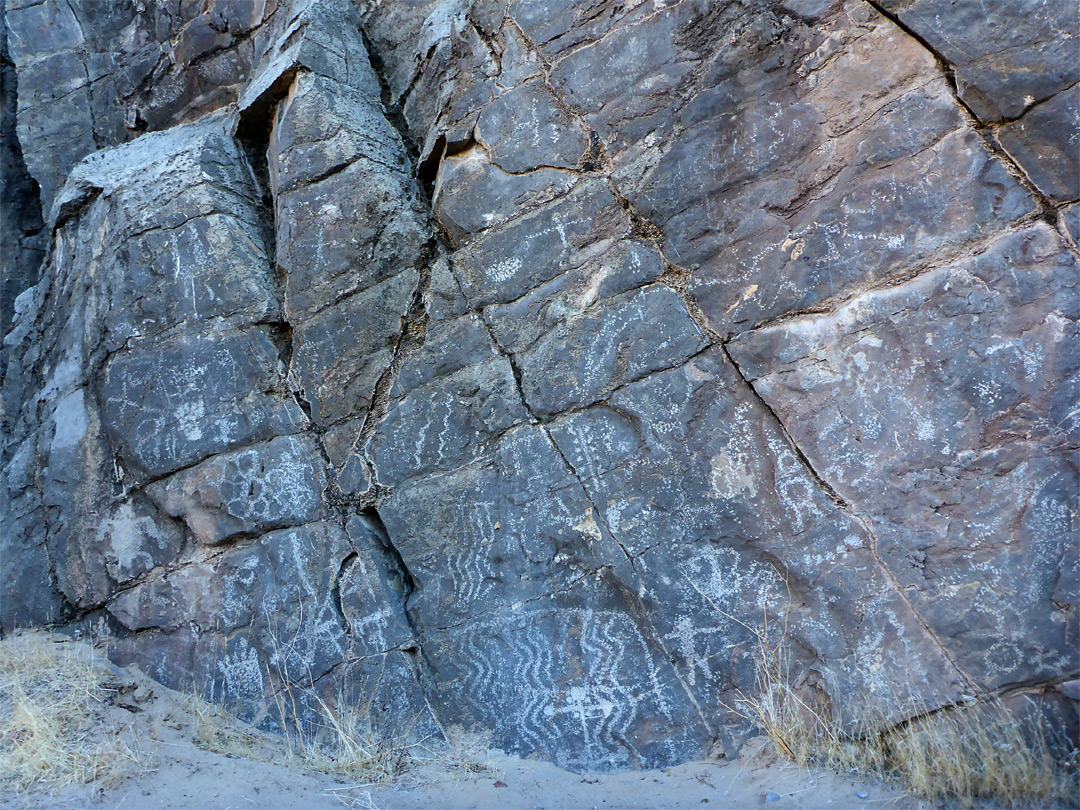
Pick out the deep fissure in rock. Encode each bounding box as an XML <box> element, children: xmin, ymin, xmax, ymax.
<box><xmin>356</xmin><ymin>507</ymin><xmax>420</xmax><ymax>642</ymax></box>
<box><xmin>0</xmin><ymin>0</ymin><xmax>45</xmax><ymax>341</ymax></box>
<box><xmin>1</xmin><ymin>0</ymin><xmax>1075</xmax><ymax>774</ymax></box>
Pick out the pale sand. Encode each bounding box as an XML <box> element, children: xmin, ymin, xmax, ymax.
<box><xmin>2</xmin><ymin>650</ymin><xmax>922</xmax><ymax>810</ymax></box>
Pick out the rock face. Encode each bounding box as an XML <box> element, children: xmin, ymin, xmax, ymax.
<box><xmin>2</xmin><ymin>0</ymin><xmax>1077</xmax><ymax>771</ymax></box>
<box><xmin>0</xmin><ymin>0</ymin><xmax>44</xmax><ymax>338</ymax></box>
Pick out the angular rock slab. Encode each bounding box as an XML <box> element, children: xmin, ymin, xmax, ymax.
<box><xmin>108</xmin><ymin>521</ymin><xmax>353</xmax><ymax>717</ymax></box>
<box><xmin>3</xmin><ymin>115</ymin><xmax>287</xmax><ymax>617</ymax></box>
<box><xmin>270</xmin><ymin>71</ymin><xmax>428</xmax><ymax>319</ymax></box>
<box><xmin>997</xmin><ymin>88</ymin><xmax>1080</xmax><ymax>204</ymax></box>
<box><xmin>43</xmin><ymin>390</ymin><xmax>185</xmax><ymax>608</ymax></box>
<box><xmin>729</xmin><ymin>224</ymin><xmax>1080</xmax><ymax>689</ymax></box>
<box><xmin>475</xmin><ymin>78</ymin><xmax>591</xmax><ymax>173</ymax></box>
<box><xmin>878</xmin><ymin>0</ymin><xmax>1079</xmax><ymax>122</ymax></box>
<box><xmin>450</xmin><ymin>180</ymin><xmax>630</xmax><ymax>306</ymax></box>
<box><xmin>485</xmin><ymin>240</ymin><xmax>707</xmax><ymax>417</ymax></box>
<box><xmin>147</xmin><ymin>435</ymin><xmax>328</xmax><ymax>546</ymax></box>
<box><xmin>549</xmin><ymin>347</ymin><xmax>966</xmax><ymax>726</ymax></box>
<box><xmin>873</xmin><ymin>0</ymin><xmax>1079</xmax><ymax>203</ymax></box>
<box><xmin>377</xmin><ymin>423</ymin><xmax>639</xmax><ymax>628</ymax></box>
<box><xmin>433</xmin><ymin>147</ymin><xmax>578</xmax><ymax>243</ymax></box>
<box><xmin>366</xmin><ymin>314</ymin><xmax>531</xmax><ymax>487</ymax></box>
<box><xmin>267</xmin><ymin>64</ymin><xmax>432</xmax><ymax>433</ymax></box>
<box><xmin>100</xmin><ymin>330</ymin><xmax>305</xmax><ymax>479</ymax></box>
<box><xmin>107</xmin><ymin>516</ymin><xmax>433</xmax><ymax>734</ymax></box>
<box><xmin>419</xmin><ymin>570</ymin><xmax>710</xmax><ymax>771</ymax></box>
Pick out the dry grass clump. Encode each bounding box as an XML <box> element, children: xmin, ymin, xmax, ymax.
<box><xmin>186</xmin><ymin>689</ymin><xmax>271</xmax><ymax>761</ymax></box>
<box><xmin>279</xmin><ymin>690</ymin><xmax>413</xmax><ymax>786</ymax></box>
<box><xmin>0</xmin><ymin>631</ymin><xmax>141</xmax><ymax>792</ymax></box>
<box><xmin>888</xmin><ymin>699</ymin><xmax>1077</xmax><ymax>806</ymax></box>
<box><xmin>435</xmin><ymin>725</ymin><xmax>496</xmax><ymax>777</ymax></box>
<box><xmin>731</xmin><ymin>631</ymin><xmax>1079</xmax><ymax>808</ymax></box>
<box><xmin>186</xmin><ymin>673</ymin><xmax>414</xmax><ymax>787</ymax></box>
<box><xmin>259</xmin><ymin>626</ymin><xmax>417</xmax><ymax>786</ymax></box>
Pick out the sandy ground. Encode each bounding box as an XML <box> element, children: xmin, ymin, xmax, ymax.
<box><xmin>2</xmin><ymin>643</ymin><xmax>923</xmax><ymax>810</ymax></box>
<box><xmin>5</xmin><ymin>747</ymin><xmax>920</xmax><ymax>810</ymax></box>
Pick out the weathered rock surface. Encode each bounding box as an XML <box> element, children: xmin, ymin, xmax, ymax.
<box><xmin>0</xmin><ymin>0</ymin><xmax>44</xmax><ymax>338</ymax></box>
<box><xmin>2</xmin><ymin>0</ymin><xmax>1076</xmax><ymax>771</ymax></box>
<box><xmin>729</xmin><ymin>223</ymin><xmax>1079</xmax><ymax>689</ymax></box>
<box><xmin>876</xmin><ymin>0</ymin><xmax>1079</xmax><ymax>204</ymax></box>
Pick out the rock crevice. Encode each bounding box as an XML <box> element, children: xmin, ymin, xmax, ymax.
<box><xmin>2</xmin><ymin>0</ymin><xmax>1076</xmax><ymax>770</ymax></box>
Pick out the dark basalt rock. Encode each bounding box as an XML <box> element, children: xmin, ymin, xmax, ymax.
<box><xmin>2</xmin><ymin>0</ymin><xmax>1076</xmax><ymax>771</ymax></box>
<box><xmin>727</xmin><ymin>223</ymin><xmax>1080</xmax><ymax>690</ymax></box>
<box><xmin>0</xmin><ymin>1</ymin><xmax>45</xmax><ymax>338</ymax></box>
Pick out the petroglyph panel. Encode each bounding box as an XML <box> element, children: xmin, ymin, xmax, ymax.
<box><xmin>100</xmin><ymin>331</ymin><xmax>305</xmax><ymax>478</ymax></box>
<box><xmin>108</xmin><ymin>521</ymin><xmax>354</xmax><ymax>715</ymax></box>
<box><xmin>147</xmin><ymin>435</ymin><xmax>327</xmax><ymax>545</ymax></box>
<box><xmin>378</xmin><ymin>424</ymin><xmax>627</xmax><ymax>628</ymax></box>
<box><xmin>422</xmin><ymin>575</ymin><xmax>710</xmax><ymax>770</ymax></box>
<box><xmin>4</xmin><ymin>0</ymin><xmax>1077</xmax><ymax>773</ymax></box>
<box><xmin>550</xmin><ymin>347</ymin><xmax>966</xmax><ymax>720</ymax></box>
<box><xmin>729</xmin><ymin>224</ymin><xmax>1080</xmax><ymax>688</ymax></box>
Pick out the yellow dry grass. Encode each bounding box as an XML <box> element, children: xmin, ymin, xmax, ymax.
<box><xmin>731</xmin><ymin>629</ymin><xmax>1079</xmax><ymax>808</ymax></box>
<box><xmin>277</xmin><ymin>688</ymin><xmax>413</xmax><ymax>786</ymax></box>
<box><xmin>185</xmin><ymin>672</ymin><xmax>413</xmax><ymax>787</ymax></box>
<box><xmin>434</xmin><ymin>725</ymin><xmax>496</xmax><ymax>777</ymax></box>
<box><xmin>0</xmin><ymin>630</ymin><xmax>141</xmax><ymax>793</ymax></box>
<box><xmin>888</xmin><ymin>699</ymin><xmax>1074</xmax><ymax>806</ymax></box>
<box><xmin>185</xmin><ymin>688</ymin><xmax>269</xmax><ymax>762</ymax></box>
